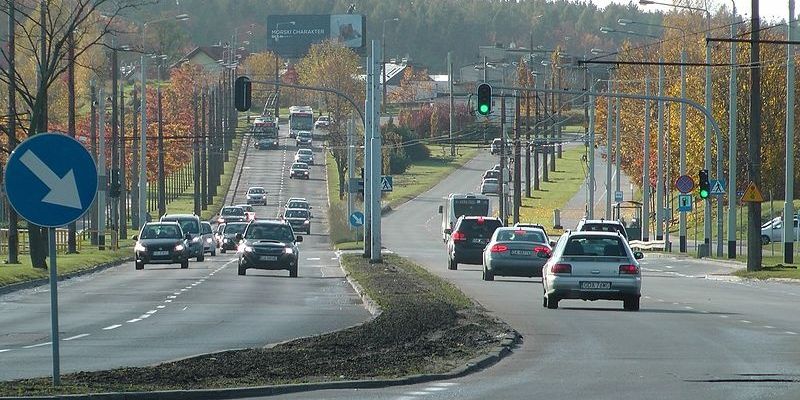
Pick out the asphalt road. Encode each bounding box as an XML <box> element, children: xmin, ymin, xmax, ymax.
<box><xmin>0</xmin><ymin>125</ymin><xmax>370</xmax><ymax>381</ymax></box>
<box><xmin>261</xmin><ymin>150</ymin><xmax>800</xmax><ymax>400</ymax></box>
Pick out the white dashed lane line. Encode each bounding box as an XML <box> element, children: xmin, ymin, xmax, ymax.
<box><xmin>62</xmin><ymin>333</ymin><xmax>90</xmax><ymax>341</ymax></box>
<box><xmin>23</xmin><ymin>342</ymin><xmax>51</xmax><ymax>349</ymax></box>
<box><xmin>102</xmin><ymin>324</ymin><xmax>122</xmax><ymax>331</ymax></box>
<box><xmin>0</xmin><ymin>349</ymin><xmax>11</xmax><ymax>353</ymax></box>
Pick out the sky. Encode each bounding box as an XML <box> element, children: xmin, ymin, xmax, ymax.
<box><xmin>591</xmin><ymin>0</ymin><xmax>790</xmax><ymax>22</ymax></box>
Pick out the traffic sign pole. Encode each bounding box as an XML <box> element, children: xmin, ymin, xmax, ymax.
<box><xmin>48</xmin><ymin>227</ymin><xmax>60</xmax><ymax>385</ymax></box>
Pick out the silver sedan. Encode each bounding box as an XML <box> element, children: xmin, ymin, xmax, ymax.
<box><xmin>542</xmin><ymin>231</ymin><xmax>643</xmax><ymax>311</ymax></box>
<box><xmin>481</xmin><ymin>178</ymin><xmax>499</xmax><ymax>195</ymax></box>
<box><xmin>482</xmin><ymin>227</ymin><xmax>551</xmax><ymax>281</ymax></box>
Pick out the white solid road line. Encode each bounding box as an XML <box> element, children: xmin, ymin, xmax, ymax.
<box><xmin>23</xmin><ymin>342</ymin><xmax>51</xmax><ymax>349</ymax></box>
<box><xmin>102</xmin><ymin>324</ymin><xmax>122</xmax><ymax>330</ymax></box>
<box><xmin>63</xmin><ymin>333</ymin><xmax>90</xmax><ymax>341</ymax></box>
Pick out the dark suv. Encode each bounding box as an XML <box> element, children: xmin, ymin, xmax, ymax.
<box><xmin>237</xmin><ymin>220</ymin><xmax>303</xmax><ymax>277</ymax></box>
<box><xmin>160</xmin><ymin>214</ymin><xmax>204</xmax><ymax>262</ymax></box>
<box><xmin>575</xmin><ymin>219</ymin><xmax>628</xmax><ymax>241</ymax></box>
<box><xmin>446</xmin><ymin>216</ymin><xmax>503</xmax><ymax>270</ymax></box>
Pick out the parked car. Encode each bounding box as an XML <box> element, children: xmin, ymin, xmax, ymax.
<box><xmin>217</xmin><ymin>206</ymin><xmax>247</xmax><ymax>224</ymax></box>
<box><xmin>219</xmin><ymin>222</ymin><xmax>249</xmax><ymax>253</ymax></box>
<box><xmin>160</xmin><ymin>214</ymin><xmax>204</xmax><ymax>262</ymax></box>
<box><xmin>283</xmin><ymin>208</ymin><xmax>312</xmax><ymax>234</ymax></box>
<box><xmin>289</xmin><ymin>162</ymin><xmax>310</xmax><ymax>179</ymax></box>
<box><xmin>246</xmin><ymin>186</ymin><xmax>267</xmax><ymax>206</ymax></box>
<box><xmin>200</xmin><ymin>221</ymin><xmax>217</xmax><ymax>256</ymax></box>
<box><xmin>133</xmin><ymin>222</ymin><xmax>191</xmax><ymax>270</ymax></box>
<box><xmin>481</xmin><ymin>178</ymin><xmax>500</xmax><ymax>195</ymax></box>
<box><xmin>482</xmin><ymin>227</ymin><xmax>552</xmax><ymax>281</ymax></box>
<box><xmin>542</xmin><ymin>231</ymin><xmax>643</xmax><ymax>310</ymax></box>
<box><xmin>760</xmin><ymin>216</ymin><xmax>800</xmax><ymax>244</ymax></box>
<box><xmin>314</xmin><ymin>115</ymin><xmax>332</xmax><ymax>129</ymax></box>
<box><xmin>575</xmin><ymin>218</ymin><xmax>629</xmax><ymax>241</ymax></box>
<box><xmin>237</xmin><ymin>220</ymin><xmax>303</xmax><ymax>277</ymax></box>
<box><xmin>446</xmin><ymin>216</ymin><xmax>504</xmax><ymax>270</ymax></box>
<box><xmin>296</xmin><ymin>130</ymin><xmax>313</xmax><ymax>147</ymax></box>
<box><xmin>294</xmin><ymin>148</ymin><xmax>315</xmax><ymax>165</ymax></box>
<box><xmin>236</xmin><ymin>204</ymin><xmax>256</xmax><ymax>221</ymax></box>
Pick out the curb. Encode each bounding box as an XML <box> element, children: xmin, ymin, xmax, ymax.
<box><xmin>0</xmin><ymin>256</ymin><xmax>134</xmax><ymax>297</ymax></box>
<box><xmin>338</xmin><ymin>255</ymin><xmax>382</xmax><ymax>317</ymax></box>
<box><xmin>1</xmin><ymin>331</ymin><xmax>520</xmax><ymax>400</ymax></box>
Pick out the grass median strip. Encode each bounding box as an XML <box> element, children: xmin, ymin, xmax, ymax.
<box><xmin>0</xmin><ymin>253</ymin><xmax>514</xmax><ymax>396</ymax></box>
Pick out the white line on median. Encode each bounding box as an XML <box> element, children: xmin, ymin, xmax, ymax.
<box><xmin>63</xmin><ymin>334</ymin><xmax>90</xmax><ymax>341</ymax></box>
<box><xmin>307</xmin><ymin>257</ymin><xmax>321</xmax><ymax>261</ymax></box>
<box><xmin>102</xmin><ymin>324</ymin><xmax>122</xmax><ymax>330</ymax></box>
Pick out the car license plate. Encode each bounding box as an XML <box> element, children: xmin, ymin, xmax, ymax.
<box><xmin>510</xmin><ymin>250</ymin><xmax>532</xmax><ymax>256</ymax></box>
<box><xmin>472</xmin><ymin>238</ymin><xmax>487</xmax><ymax>244</ymax></box>
<box><xmin>580</xmin><ymin>281</ymin><xmax>611</xmax><ymax>290</ymax></box>
<box><xmin>260</xmin><ymin>256</ymin><xmax>278</xmax><ymax>261</ymax></box>
<box><xmin>153</xmin><ymin>251</ymin><xmax>169</xmax><ymax>256</ymax></box>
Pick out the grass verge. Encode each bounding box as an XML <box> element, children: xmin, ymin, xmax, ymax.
<box><xmin>733</xmin><ymin>263</ymin><xmax>800</xmax><ymax>279</ymax></box>
<box><xmin>0</xmin><ymin>253</ymin><xmax>512</xmax><ymax>396</ymax></box>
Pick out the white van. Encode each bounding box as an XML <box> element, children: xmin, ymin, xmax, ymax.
<box><xmin>761</xmin><ymin>216</ymin><xmax>800</xmax><ymax>244</ymax></box>
<box><xmin>438</xmin><ymin>193</ymin><xmax>491</xmax><ymax>242</ymax></box>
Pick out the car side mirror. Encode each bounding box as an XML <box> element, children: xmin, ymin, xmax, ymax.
<box><xmin>132</xmin><ymin>235</ymin><xmax>138</xmax><ymax>241</ymax></box>
<box><xmin>296</xmin><ymin>236</ymin><xmax>303</xmax><ymax>242</ymax></box>
<box><xmin>444</xmin><ymin>228</ymin><xmax>452</xmax><ymax>234</ymax></box>
<box><xmin>549</xmin><ymin>240</ymin><xmax>557</xmax><ymax>247</ymax></box>
<box><xmin>633</xmin><ymin>251</ymin><xmax>644</xmax><ymax>260</ymax></box>
<box><xmin>438</xmin><ymin>205</ymin><xmax>443</xmax><ymax>214</ymax></box>
<box><xmin>235</xmin><ymin>233</ymin><xmax>243</xmax><ymax>242</ymax></box>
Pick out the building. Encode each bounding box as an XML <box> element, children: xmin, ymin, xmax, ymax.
<box><xmin>172</xmin><ymin>45</ymin><xmax>250</xmax><ymax>74</ymax></box>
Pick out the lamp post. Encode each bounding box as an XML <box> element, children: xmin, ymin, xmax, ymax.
<box><xmin>382</xmin><ymin>17</ymin><xmax>400</xmax><ymax>114</ymax></box>
<box><xmin>639</xmin><ymin>0</ymin><xmax>715</xmax><ymax>255</ymax></box>
<box><xmin>138</xmin><ymin>13</ymin><xmax>190</xmax><ymax>226</ymax></box>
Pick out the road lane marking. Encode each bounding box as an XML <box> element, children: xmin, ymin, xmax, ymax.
<box><xmin>63</xmin><ymin>334</ymin><xmax>89</xmax><ymax>341</ymax></box>
<box><xmin>785</xmin><ymin>331</ymin><xmax>798</xmax><ymax>335</ymax></box>
<box><xmin>164</xmin><ymin>300</ymin><xmax>173</xmax><ymax>303</ymax></box>
<box><xmin>740</xmin><ymin>320</ymin><xmax>752</xmax><ymax>324</ymax></box>
<box><xmin>719</xmin><ymin>315</ymin><xmax>729</xmax><ymax>318</ymax></box>
<box><xmin>23</xmin><ymin>342</ymin><xmax>51</xmax><ymax>349</ymax></box>
<box><xmin>307</xmin><ymin>257</ymin><xmax>321</xmax><ymax>261</ymax></box>
<box><xmin>404</xmin><ymin>392</ymin><xmax>429</xmax><ymax>396</ymax></box>
<box><xmin>157</xmin><ymin>305</ymin><xmax>166</xmax><ymax>309</ymax></box>
<box><xmin>424</xmin><ymin>387</ymin><xmax>448</xmax><ymax>391</ymax></box>
<box><xmin>167</xmin><ymin>295</ymin><xmax>177</xmax><ymax>299</ymax></box>
<box><xmin>146</xmin><ymin>310</ymin><xmax>158</xmax><ymax>314</ymax></box>
<box><xmin>0</xmin><ymin>349</ymin><xmax>11</xmax><ymax>353</ymax></box>
<box><xmin>182</xmin><ymin>306</ymin><xmax>189</xmax><ymax>311</ymax></box>
<box><xmin>127</xmin><ymin>318</ymin><xmax>142</xmax><ymax>323</ymax></box>
<box><xmin>431</xmin><ymin>382</ymin><xmax>458</xmax><ymax>387</ymax></box>
<box><xmin>764</xmin><ymin>325</ymin><xmax>775</xmax><ymax>329</ymax></box>
<box><xmin>139</xmin><ymin>314</ymin><xmax>151</xmax><ymax>319</ymax></box>
<box><xmin>102</xmin><ymin>324</ymin><xmax>122</xmax><ymax>330</ymax></box>
<box><xmin>684</xmin><ymin>306</ymin><xmax>694</xmax><ymax>310</ymax></box>
<box><xmin>180</xmin><ymin>288</ymin><xmax>188</xmax><ymax>292</ymax></box>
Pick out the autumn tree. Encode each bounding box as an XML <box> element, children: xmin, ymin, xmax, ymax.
<box><xmin>295</xmin><ymin>41</ymin><xmax>365</xmax><ymax>199</ymax></box>
<box><xmin>240</xmin><ymin>52</ymin><xmax>282</xmax><ymax>113</ymax></box>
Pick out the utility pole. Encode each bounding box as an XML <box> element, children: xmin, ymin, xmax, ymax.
<box><xmin>139</xmin><ymin>54</ymin><xmax>148</xmax><ymax>227</ymax></box>
<box><xmin>533</xmin><ymin>75</ymin><xmax>540</xmax><ymax>191</ymax></box>
<box><xmin>67</xmin><ymin>32</ymin><xmax>78</xmax><ymax>253</ymax></box>
<box><xmin>704</xmin><ymin>14</ymin><xmax>713</xmax><ymax>257</ymax></box>
<box><xmin>656</xmin><ymin>60</ymin><xmax>665</xmax><ymax>240</ymax></box>
<box><xmin>119</xmin><ymin>83</ymin><xmax>127</xmax><ymax>239</ymax></box>
<box><xmin>499</xmin><ymin>95</ymin><xmax>507</xmax><ymax>225</ymax></box>
<box><xmin>728</xmin><ymin>4</ymin><xmax>739</xmax><ymax>258</ymax></box>
<box><xmin>513</xmin><ymin>91</ymin><xmax>521</xmax><ymax>224</ymax></box>
<box><xmin>605</xmin><ymin>77</ymin><xmax>614</xmax><ymax>219</ymax></box>
<box><xmin>785</xmin><ymin>0</ymin><xmax>797</xmax><ymax>263</ymax></box>
<box><xmin>525</xmin><ymin>80</ymin><xmax>532</xmax><ymax>198</ymax></box>
<box><xmin>89</xmin><ymin>82</ymin><xmax>98</xmax><ymax>245</ymax></box>
<box><xmin>110</xmin><ymin>43</ymin><xmax>119</xmax><ymax>242</ymax></box>
<box><xmin>347</xmin><ymin>115</ymin><xmax>355</xmax><ymax>227</ymax></box>
<box><xmin>587</xmin><ymin>93</ymin><xmax>596</xmax><ymax>219</ymax></box>
<box><xmin>5</xmin><ymin>0</ymin><xmax>19</xmax><ymax>264</ymax></box>
<box><xmin>193</xmin><ymin>88</ymin><xmax>201</xmax><ymax>216</ymax></box>
<box><xmin>131</xmin><ymin>88</ymin><xmax>139</xmax><ymax>230</ymax></box>
<box><xmin>541</xmin><ymin>74</ymin><xmax>548</xmax><ymax>183</ymax></box>
<box><xmin>201</xmin><ymin>88</ymin><xmax>208</xmax><ymax>210</ymax></box>
<box><xmin>550</xmin><ymin>65</ymin><xmax>557</xmax><ymax>172</ymax></box>
<box><xmin>370</xmin><ymin>40</ymin><xmax>383</xmax><ymax>263</ymax></box>
<box><xmin>614</xmin><ymin>86</ymin><xmax>621</xmax><ymax>204</ymax></box>
<box><xmin>157</xmin><ymin>60</ymin><xmax>166</xmax><ymax>218</ymax></box>
<box><xmin>747</xmin><ymin>0</ymin><xmax>762</xmax><ymax>271</ymax></box>
<box><xmin>448</xmin><ymin>51</ymin><xmax>455</xmax><ymax>156</ymax></box>
<box><xmin>679</xmin><ymin>46</ymin><xmax>688</xmax><ymax>252</ymax></box>
<box><xmin>642</xmin><ymin>75</ymin><xmax>651</xmax><ymax>241</ymax></box>
<box><xmin>98</xmin><ymin>88</ymin><xmax>107</xmax><ymax>250</ymax></box>
<box><xmin>363</xmin><ymin>55</ymin><xmax>373</xmax><ymax>259</ymax></box>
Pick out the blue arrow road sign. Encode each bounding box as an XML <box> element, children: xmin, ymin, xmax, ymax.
<box><xmin>4</xmin><ymin>133</ymin><xmax>97</xmax><ymax>227</ymax></box>
<box><xmin>349</xmin><ymin>211</ymin><xmax>365</xmax><ymax>227</ymax></box>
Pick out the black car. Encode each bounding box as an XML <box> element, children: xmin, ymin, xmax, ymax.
<box><xmin>134</xmin><ymin>222</ymin><xmax>192</xmax><ymax>270</ymax></box>
<box><xmin>296</xmin><ymin>130</ymin><xmax>313</xmax><ymax>147</ymax></box>
<box><xmin>237</xmin><ymin>220</ymin><xmax>303</xmax><ymax>277</ymax></box>
<box><xmin>217</xmin><ymin>206</ymin><xmax>247</xmax><ymax>224</ymax></box>
<box><xmin>283</xmin><ymin>208</ymin><xmax>311</xmax><ymax>234</ymax></box>
<box><xmin>160</xmin><ymin>214</ymin><xmax>204</xmax><ymax>262</ymax></box>
<box><xmin>289</xmin><ymin>162</ymin><xmax>310</xmax><ymax>179</ymax></box>
<box><xmin>446</xmin><ymin>216</ymin><xmax>503</xmax><ymax>270</ymax></box>
<box><xmin>219</xmin><ymin>222</ymin><xmax>249</xmax><ymax>253</ymax></box>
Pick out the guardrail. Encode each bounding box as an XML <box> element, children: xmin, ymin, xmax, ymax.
<box><xmin>628</xmin><ymin>240</ymin><xmax>667</xmax><ymax>251</ymax></box>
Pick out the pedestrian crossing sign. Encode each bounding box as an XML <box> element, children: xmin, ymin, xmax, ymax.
<box><xmin>381</xmin><ymin>175</ymin><xmax>393</xmax><ymax>192</ymax></box>
<box><xmin>709</xmin><ymin>179</ymin><xmax>726</xmax><ymax>195</ymax></box>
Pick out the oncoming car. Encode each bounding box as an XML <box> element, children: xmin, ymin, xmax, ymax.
<box><xmin>237</xmin><ymin>220</ymin><xmax>303</xmax><ymax>277</ymax></box>
<box><xmin>133</xmin><ymin>222</ymin><xmax>191</xmax><ymax>270</ymax></box>
<box><xmin>289</xmin><ymin>162</ymin><xmax>310</xmax><ymax>179</ymax></box>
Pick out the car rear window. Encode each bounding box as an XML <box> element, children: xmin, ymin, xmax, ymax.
<box><xmin>222</xmin><ymin>207</ymin><xmax>244</xmax><ymax>216</ymax></box>
<box><xmin>288</xmin><ymin>202</ymin><xmax>308</xmax><ymax>209</ymax></box>
<box><xmin>564</xmin><ymin>236</ymin><xmax>627</xmax><ymax>257</ymax></box>
<box><xmin>496</xmin><ymin>229</ymin><xmax>545</xmax><ymax>243</ymax></box>
<box><xmin>458</xmin><ymin>219</ymin><xmax>502</xmax><ymax>238</ymax></box>
<box><xmin>580</xmin><ymin>223</ymin><xmax>626</xmax><ymax>237</ymax></box>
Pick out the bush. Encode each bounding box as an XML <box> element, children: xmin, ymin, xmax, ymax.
<box><xmin>328</xmin><ymin>200</ymin><xmax>362</xmax><ymax>244</ymax></box>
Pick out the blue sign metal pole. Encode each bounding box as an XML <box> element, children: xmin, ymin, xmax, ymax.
<box><xmin>48</xmin><ymin>227</ymin><xmax>60</xmax><ymax>385</ymax></box>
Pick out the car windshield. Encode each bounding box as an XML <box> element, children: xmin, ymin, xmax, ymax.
<box><xmin>298</xmin><ymin>149</ymin><xmax>312</xmax><ymax>155</ymax></box>
<box><xmin>288</xmin><ymin>202</ymin><xmax>308</xmax><ymax>209</ymax></box>
<box><xmin>222</xmin><ymin>207</ymin><xmax>245</xmax><ymax>216</ymax></box>
<box><xmin>495</xmin><ymin>229</ymin><xmax>545</xmax><ymax>243</ymax></box>
<box><xmin>237</xmin><ymin>205</ymin><xmax>254</xmax><ymax>212</ymax></box>
<box><xmin>453</xmin><ymin>198</ymin><xmax>489</xmax><ymax>217</ymax></box>
<box><xmin>223</xmin><ymin>223</ymin><xmax>248</xmax><ymax>235</ymax></box>
<box><xmin>201</xmin><ymin>223</ymin><xmax>212</xmax><ymax>234</ymax></box>
<box><xmin>162</xmin><ymin>218</ymin><xmax>198</xmax><ymax>234</ymax></box>
<box><xmin>248</xmin><ymin>188</ymin><xmax>265</xmax><ymax>194</ymax></box>
<box><xmin>298</xmin><ymin>131</ymin><xmax>311</xmax><ymax>138</ymax></box>
<box><xmin>483</xmin><ymin>178</ymin><xmax>498</xmax><ymax>184</ymax></box>
<box><xmin>292</xmin><ymin>163</ymin><xmax>308</xmax><ymax>169</ymax></box>
<box><xmin>564</xmin><ymin>236</ymin><xmax>627</xmax><ymax>257</ymax></box>
<box><xmin>285</xmin><ymin>210</ymin><xmax>309</xmax><ymax>218</ymax></box>
<box><xmin>244</xmin><ymin>224</ymin><xmax>295</xmax><ymax>241</ymax></box>
<box><xmin>140</xmin><ymin>224</ymin><xmax>181</xmax><ymax>239</ymax></box>
<box><xmin>459</xmin><ymin>219</ymin><xmax>502</xmax><ymax>238</ymax></box>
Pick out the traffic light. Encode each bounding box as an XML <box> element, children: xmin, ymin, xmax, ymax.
<box><xmin>234</xmin><ymin>76</ymin><xmax>252</xmax><ymax>112</ymax></box>
<box><xmin>477</xmin><ymin>83</ymin><xmax>492</xmax><ymax>116</ymax></box>
<box><xmin>698</xmin><ymin>169</ymin><xmax>710</xmax><ymax>199</ymax></box>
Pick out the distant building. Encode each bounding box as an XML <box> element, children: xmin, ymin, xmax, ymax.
<box><xmin>172</xmin><ymin>45</ymin><xmax>250</xmax><ymax>74</ymax></box>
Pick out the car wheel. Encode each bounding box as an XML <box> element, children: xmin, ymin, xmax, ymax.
<box><xmin>135</xmin><ymin>260</ymin><xmax>144</xmax><ymax>270</ymax></box>
<box><xmin>482</xmin><ymin>267</ymin><xmax>494</xmax><ymax>281</ymax></box>
<box><xmin>761</xmin><ymin>235</ymin><xmax>770</xmax><ymax>245</ymax></box>
<box><xmin>197</xmin><ymin>254</ymin><xmax>204</xmax><ymax>262</ymax></box>
<box><xmin>238</xmin><ymin>265</ymin><xmax>246</xmax><ymax>276</ymax></box>
<box><xmin>180</xmin><ymin>260</ymin><xmax>189</xmax><ymax>269</ymax></box>
<box><xmin>290</xmin><ymin>266</ymin><xmax>298</xmax><ymax>278</ymax></box>
<box><xmin>623</xmin><ymin>297</ymin><xmax>640</xmax><ymax>311</ymax></box>
<box><xmin>447</xmin><ymin>257</ymin><xmax>458</xmax><ymax>270</ymax></box>
<box><xmin>546</xmin><ymin>295</ymin><xmax>559</xmax><ymax>309</ymax></box>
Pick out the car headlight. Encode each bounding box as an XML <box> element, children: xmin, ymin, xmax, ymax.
<box><xmin>246</xmin><ymin>194</ymin><xmax>252</xmax><ymax>199</ymax></box>
<box><xmin>134</xmin><ymin>242</ymin><xmax>146</xmax><ymax>252</ymax></box>
<box><xmin>192</xmin><ymin>237</ymin><xmax>200</xmax><ymax>242</ymax></box>
<box><xmin>223</xmin><ymin>238</ymin><xmax>230</xmax><ymax>243</ymax></box>
<box><xmin>175</xmin><ymin>244</ymin><xmax>185</xmax><ymax>251</ymax></box>
<box><xmin>303</xmin><ymin>171</ymin><xmax>309</xmax><ymax>174</ymax></box>
<box><xmin>303</xmin><ymin>220</ymin><xmax>310</xmax><ymax>224</ymax></box>
<box><xmin>206</xmin><ymin>238</ymin><xmax>213</xmax><ymax>243</ymax></box>
<box><xmin>284</xmin><ymin>247</ymin><xmax>294</xmax><ymax>254</ymax></box>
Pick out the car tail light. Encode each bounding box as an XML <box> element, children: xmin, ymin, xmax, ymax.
<box><xmin>534</xmin><ymin>246</ymin><xmax>551</xmax><ymax>256</ymax></box>
<box><xmin>451</xmin><ymin>231</ymin><xmax>466</xmax><ymax>242</ymax></box>
<box><xmin>551</xmin><ymin>263</ymin><xmax>572</xmax><ymax>274</ymax></box>
<box><xmin>619</xmin><ymin>264</ymin><xmax>639</xmax><ymax>274</ymax></box>
<box><xmin>490</xmin><ymin>244</ymin><xmax>508</xmax><ymax>253</ymax></box>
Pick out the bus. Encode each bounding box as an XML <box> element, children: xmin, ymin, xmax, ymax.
<box><xmin>438</xmin><ymin>193</ymin><xmax>491</xmax><ymax>242</ymax></box>
<box><xmin>288</xmin><ymin>106</ymin><xmax>314</xmax><ymax>138</ymax></box>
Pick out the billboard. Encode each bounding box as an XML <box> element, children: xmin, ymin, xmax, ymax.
<box><xmin>267</xmin><ymin>14</ymin><xmax>366</xmax><ymax>58</ymax></box>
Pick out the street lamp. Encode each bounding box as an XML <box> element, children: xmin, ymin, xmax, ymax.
<box><xmin>138</xmin><ymin>13</ymin><xmax>190</xmax><ymax>226</ymax></box>
<box><xmin>639</xmin><ymin>0</ymin><xmax>716</xmax><ymax>255</ymax></box>
<box><xmin>382</xmin><ymin>17</ymin><xmax>400</xmax><ymax>113</ymax></box>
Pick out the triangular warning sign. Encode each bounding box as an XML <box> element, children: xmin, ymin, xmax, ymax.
<box><xmin>381</xmin><ymin>178</ymin><xmax>392</xmax><ymax>191</ymax></box>
<box><xmin>740</xmin><ymin>181</ymin><xmax>764</xmax><ymax>203</ymax></box>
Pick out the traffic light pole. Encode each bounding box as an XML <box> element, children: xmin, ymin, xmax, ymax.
<box><xmin>785</xmin><ymin>0</ymin><xmax>796</xmax><ymax>264</ymax></box>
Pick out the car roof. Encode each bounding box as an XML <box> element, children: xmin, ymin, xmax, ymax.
<box><xmin>146</xmin><ymin>221</ymin><xmax>180</xmax><ymax>226</ymax></box>
<box><xmin>460</xmin><ymin>216</ymin><xmax>502</xmax><ymax>222</ymax></box>
<box><xmin>579</xmin><ymin>219</ymin><xmax>623</xmax><ymax>226</ymax></box>
<box><xmin>247</xmin><ymin>186</ymin><xmax>265</xmax><ymax>190</ymax></box>
<box><xmin>249</xmin><ymin>219</ymin><xmax>288</xmax><ymax>226</ymax></box>
<box><xmin>161</xmin><ymin>214</ymin><xmax>198</xmax><ymax>219</ymax></box>
<box><xmin>567</xmin><ymin>230</ymin><xmax>625</xmax><ymax>238</ymax></box>
<box><xmin>222</xmin><ymin>206</ymin><xmax>244</xmax><ymax>210</ymax></box>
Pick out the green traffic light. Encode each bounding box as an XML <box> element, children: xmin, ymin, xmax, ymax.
<box><xmin>479</xmin><ymin>104</ymin><xmax>489</xmax><ymax>114</ymax></box>
<box><xmin>700</xmin><ymin>189</ymin><xmax>709</xmax><ymax>199</ymax></box>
